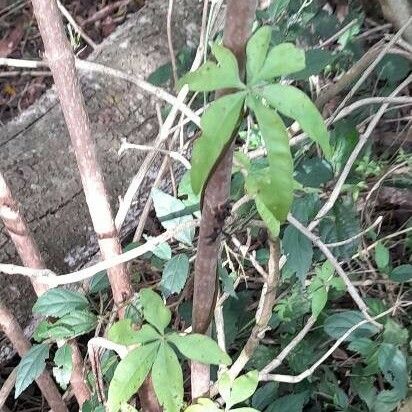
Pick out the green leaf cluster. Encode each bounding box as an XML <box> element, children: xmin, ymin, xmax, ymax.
<box><xmin>179</xmin><ymin>26</ymin><xmax>331</xmax><ymax>235</ymax></box>
<box><xmin>32</xmin><ymin>288</ymin><xmax>97</xmax><ymax>341</ymax></box>
<box><xmin>107</xmin><ymin>288</ymin><xmax>231</xmax><ymax>412</ymax></box>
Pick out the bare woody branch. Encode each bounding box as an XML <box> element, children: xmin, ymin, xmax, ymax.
<box><xmin>30</xmin><ymin>0</ymin><xmax>132</xmax><ymax>311</ymax></box>
<box><xmin>260</xmin><ymin>303</ymin><xmax>411</xmax><ymax>383</ymax></box>
<box><xmin>29</xmin><ymin>0</ymin><xmax>159</xmax><ymax>409</ymax></box>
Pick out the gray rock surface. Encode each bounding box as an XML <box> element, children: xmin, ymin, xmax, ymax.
<box><xmin>0</xmin><ymin>0</ymin><xmax>201</xmax><ymax>332</ymax></box>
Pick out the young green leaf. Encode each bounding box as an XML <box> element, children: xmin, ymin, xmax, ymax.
<box><xmin>310</xmin><ymin>278</ymin><xmax>328</xmax><ymax>319</ymax></box>
<box><xmin>179</xmin><ymin>43</ymin><xmax>244</xmax><ymax>91</ymax></box>
<box><xmin>108</xmin><ymin>320</ymin><xmax>161</xmax><ymax>346</ymax></box>
<box><xmin>256</xmin><ymin>43</ymin><xmax>305</xmax><ymax>82</ymax></box>
<box><xmin>191</xmin><ymin>92</ymin><xmax>246</xmax><ymax>194</ymax></box>
<box><xmin>15</xmin><ymin>344</ymin><xmax>49</xmax><ymax>398</ymax></box>
<box><xmin>152</xmin><ymin>342</ymin><xmax>184</xmax><ymax>412</ymax></box>
<box><xmin>160</xmin><ymin>254</ymin><xmax>190</xmax><ymax>297</ymax></box>
<box><xmin>167</xmin><ymin>333</ymin><xmax>232</xmax><ymax>365</ymax></box>
<box><xmin>374</xmin><ymin>242</ymin><xmax>390</xmax><ymax>270</ymax></box>
<box><xmin>32</xmin><ymin>288</ymin><xmax>89</xmax><ymax>317</ymax></box>
<box><xmin>53</xmin><ymin>343</ymin><xmax>73</xmax><ymax>390</ymax></box>
<box><xmin>246</xmin><ymin>26</ymin><xmax>271</xmax><ymax>83</ymax></box>
<box><xmin>247</xmin><ymin>96</ymin><xmax>293</xmax><ymax>222</ymax></box>
<box><xmin>261</xmin><ymin>84</ymin><xmax>331</xmax><ymax>158</ymax></box>
<box><xmin>139</xmin><ymin>288</ymin><xmax>171</xmax><ymax>334</ymax></box>
<box><xmin>108</xmin><ymin>319</ymin><xmax>140</xmax><ymax>345</ymax></box>
<box><xmin>229</xmin><ymin>370</ymin><xmax>259</xmax><ymax>408</ymax></box>
<box><xmin>107</xmin><ymin>342</ymin><xmax>159</xmax><ymax>412</ymax></box>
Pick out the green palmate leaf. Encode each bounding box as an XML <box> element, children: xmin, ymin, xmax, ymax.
<box><xmin>324</xmin><ymin>311</ymin><xmax>380</xmax><ymax>341</ymax></box>
<box><xmin>152</xmin><ymin>343</ymin><xmax>183</xmax><ymax>412</ymax></box>
<box><xmin>389</xmin><ymin>264</ymin><xmax>412</xmax><ymax>283</ymax></box>
<box><xmin>378</xmin><ymin>343</ymin><xmax>408</xmax><ymax>398</ymax></box>
<box><xmin>167</xmin><ymin>333</ymin><xmax>232</xmax><ymax>365</ymax></box>
<box><xmin>231</xmin><ymin>409</ymin><xmax>260</xmax><ymax>412</ymax></box>
<box><xmin>179</xmin><ymin>43</ymin><xmax>244</xmax><ymax>92</ymax></box>
<box><xmin>160</xmin><ymin>254</ymin><xmax>190</xmax><ymax>297</ymax></box>
<box><xmin>139</xmin><ymin>288</ymin><xmax>171</xmax><ymax>334</ymax></box>
<box><xmin>53</xmin><ymin>343</ymin><xmax>73</xmax><ymax>390</ymax></box>
<box><xmin>107</xmin><ymin>342</ymin><xmax>159</xmax><ymax>412</ymax></box>
<box><xmin>15</xmin><ymin>343</ymin><xmax>49</xmax><ymax>398</ymax></box>
<box><xmin>248</xmin><ymin>96</ymin><xmax>293</xmax><ymax>222</ymax></box>
<box><xmin>32</xmin><ymin>288</ymin><xmax>89</xmax><ymax>318</ymax></box>
<box><xmin>229</xmin><ymin>370</ymin><xmax>259</xmax><ymax>408</ymax></box>
<box><xmin>246</xmin><ymin>26</ymin><xmax>272</xmax><ymax>83</ymax></box>
<box><xmin>261</xmin><ymin>84</ymin><xmax>331</xmax><ymax>158</ymax></box>
<box><xmin>375</xmin><ymin>242</ymin><xmax>390</xmax><ymax>270</ymax></box>
<box><xmin>109</xmin><ymin>321</ymin><xmax>161</xmax><ymax>346</ymax></box>
<box><xmin>256</xmin><ymin>43</ymin><xmax>305</xmax><ymax>83</ymax></box>
<box><xmin>191</xmin><ymin>92</ymin><xmax>246</xmax><ymax>194</ymax></box>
